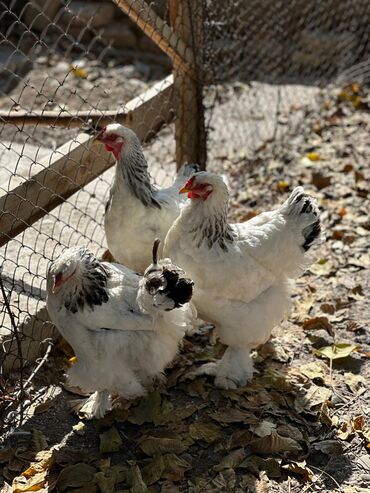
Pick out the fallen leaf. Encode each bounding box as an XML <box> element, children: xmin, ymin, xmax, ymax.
<box><xmin>189</xmin><ymin>422</ymin><xmax>223</xmax><ymax>443</ymax></box>
<box><xmin>141</xmin><ymin>456</ymin><xmax>164</xmax><ymax>485</ymax></box>
<box><xmin>314</xmin><ymin>343</ymin><xmax>358</xmax><ymax>360</ymax></box>
<box><xmin>210</xmin><ymin>408</ymin><xmax>258</xmax><ymax>424</ymax></box>
<box><xmin>214</xmin><ymin>448</ymin><xmax>247</xmax><ymax>471</ymax></box>
<box><xmin>277</xmin><ymin>424</ymin><xmax>304</xmax><ymax>442</ymax></box>
<box><xmin>54</xmin><ymin>448</ymin><xmax>91</xmax><ymax>467</ymax></box>
<box><xmin>155</xmin><ymin>404</ymin><xmax>199</xmax><ymax>425</ymax></box>
<box><xmin>344</xmin><ymin>372</ymin><xmax>367</xmax><ymax>395</ymax></box>
<box><xmin>31</xmin><ymin>429</ymin><xmax>48</xmax><ymax>452</ymax></box>
<box><xmin>306</xmin><ymin>152</ymin><xmax>321</xmax><ymax>161</ymax></box>
<box><xmin>227</xmin><ymin>430</ymin><xmax>252</xmax><ymax>450</ymax></box>
<box><xmin>282</xmin><ymin>460</ymin><xmax>313</xmax><ymax>481</ymax></box>
<box><xmin>56</xmin><ymin>463</ymin><xmax>96</xmax><ymax>491</ymax></box>
<box><xmin>312</xmin><ymin>440</ymin><xmax>343</xmax><ymax>455</ymax></box>
<box><xmin>0</xmin><ymin>447</ymin><xmax>15</xmax><ymax>463</ymax></box>
<box><xmin>250</xmin><ymin>431</ymin><xmax>302</xmax><ymax>455</ymax></box>
<box><xmin>13</xmin><ymin>450</ymin><xmax>55</xmax><ymax>493</ymax></box>
<box><xmin>139</xmin><ymin>436</ymin><xmax>192</xmax><ymax>457</ymax></box>
<box><xmin>128</xmin><ymin>391</ymin><xmax>162</xmax><ymax>425</ymax></box>
<box><xmin>309</xmin><ymin>258</ymin><xmax>334</xmax><ymax>276</ymax></box>
<box><xmin>99</xmin><ymin>427</ymin><xmax>122</xmax><ymax>453</ymax></box>
<box><xmin>162</xmin><ymin>454</ymin><xmax>191</xmax><ymax>481</ymax></box>
<box><xmin>127</xmin><ymin>465</ymin><xmax>147</xmax><ymax>493</ymax></box>
<box><xmin>251</xmin><ymin>420</ymin><xmax>277</xmax><ymax>438</ymax></box>
<box><xmin>299</xmin><ymin>362</ymin><xmax>326</xmax><ymax>382</ymax></box>
<box><xmin>71</xmin><ymin>66</ymin><xmax>88</xmax><ymax>78</ymax></box>
<box><xmin>311</xmin><ymin>171</ymin><xmax>331</xmax><ymax>190</ymax></box>
<box><xmin>277</xmin><ymin>180</ymin><xmax>290</xmax><ymax>191</ymax></box>
<box><xmin>302</xmin><ymin>316</ymin><xmax>334</xmax><ymax>336</ymax></box>
<box><xmin>239</xmin><ymin>456</ymin><xmax>281</xmax><ymax>478</ymax></box>
<box><xmin>295</xmin><ymin>384</ymin><xmax>331</xmax><ymax>412</ymax></box>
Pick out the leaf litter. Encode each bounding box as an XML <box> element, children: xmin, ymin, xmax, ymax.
<box><xmin>1</xmin><ymin>82</ymin><xmax>370</xmax><ymax>493</ymax></box>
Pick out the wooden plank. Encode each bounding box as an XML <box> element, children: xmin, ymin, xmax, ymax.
<box><xmin>113</xmin><ymin>0</ymin><xmax>194</xmax><ymax>77</ymax></box>
<box><xmin>170</xmin><ymin>0</ymin><xmax>207</xmax><ymax>170</ymax></box>
<box><xmin>0</xmin><ymin>108</ymin><xmax>144</xmax><ymax>128</ymax></box>
<box><xmin>0</xmin><ymin>75</ymin><xmax>174</xmax><ymax>247</ymax></box>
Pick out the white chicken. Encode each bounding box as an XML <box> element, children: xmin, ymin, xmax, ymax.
<box><xmin>164</xmin><ymin>172</ymin><xmax>322</xmax><ymax>389</ymax></box>
<box><xmin>94</xmin><ymin>123</ymin><xmax>197</xmax><ymax>273</ymax></box>
<box><xmin>46</xmin><ymin>240</ymin><xmax>195</xmax><ymax>419</ymax></box>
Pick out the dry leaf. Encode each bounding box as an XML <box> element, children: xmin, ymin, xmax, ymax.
<box><xmin>314</xmin><ymin>343</ymin><xmax>358</xmax><ymax>360</ymax></box>
<box><xmin>214</xmin><ymin>448</ymin><xmax>247</xmax><ymax>471</ymax></box>
<box><xmin>141</xmin><ymin>456</ymin><xmax>164</xmax><ymax>485</ymax></box>
<box><xmin>302</xmin><ymin>316</ymin><xmax>334</xmax><ymax>336</ymax></box>
<box><xmin>282</xmin><ymin>460</ymin><xmax>313</xmax><ymax>481</ymax></box>
<box><xmin>250</xmin><ymin>431</ymin><xmax>301</xmax><ymax>455</ymax></box>
<box><xmin>161</xmin><ymin>454</ymin><xmax>191</xmax><ymax>481</ymax></box>
<box><xmin>344</xmin><ymin>372</ymin><xmax>367</xmax><ymax>394</ymax></box>
<box><xmin>306</xmin><ymin>152</ymin><xmax>321</xmax><ymax>161</ymax></box>
<box><xmin>309</xmin><ymin>259</ymin><xmax>333</xmax><ymax>276</ymax></box>
<box><xmin>210</xmin><ymin>408</ymin><xmax>258</xmax><ymax>424</ymax></box>
<box><xmin>56</xmin><ymin>463</ymin><xmax>96</xmax><ymax>491</ymax></box>
<box><xmin>251</xmin><ymin>420</ymin><xmax>277</xmax><ymax>438</ymax></box>
<box><xmin>189</xmin><ymin>422</ymin><xmax>223</xmax><ymax>443</ymax></box>
<box><xmin>13</xmin><ymin>450</ymin><xmax>54</xmax><ymax>493</ymax></box>
<box><xmin>299</xmin><ymin>362</ymin><xmax>326</xmax><ymax>382</ymax></box>
<box><xmin>312</xmin><ymin>440</ymin><xmax>343</xmax><ymax>455</ymax></box>
<box><xmin>295</xmin><ymin>384</ymin><xmax>331</xmax><ymax>412</ymax></box>
<box><xmin>139</xmin><ymin>436</ymin><xmax>192</xmax><ymax>457</ymax></box>
<box><xmin>127</xmin><ymin>465</ymin><xmax>147</xmax><ymax>493</ymax></box>
<box><xmin>99</xmin><ymin>427</ymin><xmax>122</xmax><ymax>453</ymax></box>
<box><xmin>239</xmin><ymin>456</ymin><xmax>281</xmax><ymax>479</ymax></box>
<box><xmin>128</xmin><ymin>391</ymin><xmax>162</xmax><ymax>425</ymax></box>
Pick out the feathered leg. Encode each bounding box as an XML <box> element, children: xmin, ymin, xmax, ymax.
<box><xmin>79</xmin><ymin>390</ymin><xmax>112</xmax><ymax>419</ymax></box>
<box><xmin>185</xmin><ymin>346</ymin><xmax>254</xmax><ymax>389</ymax></box>
<box><xmin>214</xmin><ymin>346</ymin><xmax>254</xmax><ymax>389</ymax></box>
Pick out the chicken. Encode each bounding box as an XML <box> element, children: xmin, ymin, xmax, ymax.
<box><xmin>93</xmin><ymin>123</ymin><xmax>197</xmax><ymax>273</ymax></box>
<box><xmin>46</xmin><ymin>240</ymin><xmax>195</xmax><ymax>419</ymax></box>
<box><xmin>164</xmin><ymin>172</ymin><xmax>322</xmax><ymax>389</ymax></box>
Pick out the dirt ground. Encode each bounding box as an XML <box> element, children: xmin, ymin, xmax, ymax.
<box><xmin>1</xmin><ymin>78</ymin><xmax>370</xmax><ymax>492</ymax></box>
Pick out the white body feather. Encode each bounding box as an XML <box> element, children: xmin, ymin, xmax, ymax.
<box><xmin>164</xmin><ymin>175</ymin><xmax>321</xmax><ymax>388</ymax></box>
<box><xmin>46</xmin><ymin>253</ymin><xmax>194</xmax><ymax>416</ymax></box>
<box><xmin>105</xmin><ymin>168</ymin><xmax>191</xmax><ymax>273</ymax></box>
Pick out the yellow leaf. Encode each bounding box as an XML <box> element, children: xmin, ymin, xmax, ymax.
<box><xmin>71</xmin><ymin>66</ymin><xmax>87</xmax><ymax>78</ymax></box>
<box><xmin>12</xmin><ymin>451</ymin><xmax>54</xmax><ymax>493</ymax></box>
<box><xmin>315</xmin><ymin>343</ymin><xmax>358</xmax><ymax>360</ymax></box>
<box><xmin>69</xmin><ymin>356</ymin><xmax>77</xmax><ymax>365</ymax></box>
<box><xmin>306</xmin><ymin>152</ymin><xmax>320</xmax><ymax>161</ymax></box>
<box><xmin>309</xmin><ymin>259</ymin><xmax>333</xmax><ymax>276</ymax></box>
<box><xmin>277</xmin><ymin>181</ymin><xmax>290</xmax><ymax>191</ymax></box>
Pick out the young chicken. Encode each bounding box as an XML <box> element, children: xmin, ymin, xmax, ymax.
<box><xmin>46</xmin><ymin>241</ymin><xmax>194</xmax><ymax>419</ymax></box>
<box><xmin>95</xmin><ymin>124</ymin><xmax>197</xmax><ymax>273</ymax></box>
<box><xmin>164</xmin><ymin>172</ymin><xmax>322</xmax><ymax>389</ymax></box>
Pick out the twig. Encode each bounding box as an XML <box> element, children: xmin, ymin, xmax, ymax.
<box><xmin>20</xmin><ymin>339</ymin><xmax>54</xmax><ymax>392</ymax></box>
<box><xmin>0</xmin><ymin>272</ymin><xmax>24</xmax><ymax>423</ymax></box>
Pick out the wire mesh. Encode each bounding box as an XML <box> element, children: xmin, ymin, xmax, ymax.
<box><xmin>1</xmin><ymin>0</ymin><xmax>370</xmax><ymax>439</ymax></box>
<box><xmin>0</xmin><ymin>0</ymin><xmax>178</xmax><ymax>435</ymax></box>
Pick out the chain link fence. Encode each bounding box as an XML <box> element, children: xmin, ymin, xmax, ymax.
<box><xmin>1</xmin><ymin>0</ymin><xmax>369</xmax><ymax>436</ymax></box>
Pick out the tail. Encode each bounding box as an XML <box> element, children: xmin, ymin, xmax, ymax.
<box><xmin>281</xmin><ymin>187</ymin><xmax>322</xmax><ymax>252</ymax></box>
<box><xmin>173</xmin><ymin>163</ymin><xmax>200</xmax><ymax>190</ymax></box>
<box><xmin>138</xmin><ymin>239</ymin><xmax>194</xmax><ymax>312</ymax></box>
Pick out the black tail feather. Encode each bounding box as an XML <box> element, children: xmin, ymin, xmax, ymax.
<box><xmin>302</xmin><ymin>220</ymin><xmax>321</xmax><ymax>252</ymax></box>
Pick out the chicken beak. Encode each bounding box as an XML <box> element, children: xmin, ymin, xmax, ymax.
<box><xmin>179</xmin><ymin>186</ymin><xmax>190</xmax><ymax>194</ymax></box>
<box><xmin>52</xmin><ymin>273</ymin><xmax>63</xmax><ymax>294</ymax></box>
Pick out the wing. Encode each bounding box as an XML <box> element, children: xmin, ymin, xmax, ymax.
<box><xmin>74</xmin><ymin>263</ymin><xmax>157</xmax><ymax>333</ymax></box>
